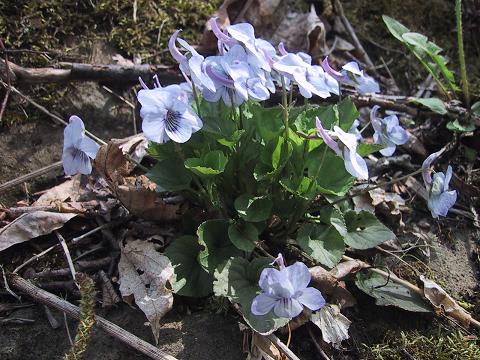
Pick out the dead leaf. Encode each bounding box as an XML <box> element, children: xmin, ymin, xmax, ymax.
<box><xmin>117</xmin><ymin>134</ymin><xmax>148</xmax><ymax>164</ymax></box>
<box><xmin>310</xmin><ymin>266</ymin><xmax>338</xmax><ymax>295</ymax></box>
<box><xmin>0</xmin><ymin>211</ymin><xmax>76</xmax><ymax>253</ymax></box>
<box><xmin>33</xmin><ymin>177</ymin><xmax>82</xmax><ymax>206</ymax></box>
<box><xmin>94</xmin><ymin>142</ymin><xmax>129</xmax><ymax>182</ymax></box>
<box><xmin>118</xmin><ymin>240</ymin><xmax>174</xmax><ymax>344</ymax></box>
<box><xmin>311</xmin><ymin>305</ymin><xmax>351</xmax><ymax>348</ymax></box>
<box><xmin>251</xmin><ymin>333</ymin><xmax>282</xmax><ymax>360</ymax></box>
<box><xmin>420</xmin><ymin>275</ymin><xmax>472</xmax><ymax>327</ymax></box>
<box><xmin>330</xmin><ymin>260</ymin><xmax>366</xmax><ymax>279</ymax></box>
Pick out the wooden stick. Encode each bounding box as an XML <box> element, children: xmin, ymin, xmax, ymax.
<box><xmin>0</xmin><ymin>161</ymin><xmax>63</xmax><ymax>194</ymax></box>
<box><xmin>8</xmin><ymin>274</ymin><xmax>178</xmax><ymax>360</ymax></box>
<box><xmin>1</xmin><ymin>60</ymin><xmax>179</xmax><ymax>84</ymax></box>
<box><xmin>266</xmin><ymin>334</ymin><xmax>301</xmax><ymax>360</ymax></box>
<box><xmin>333</xmin><ymin>0</ymin><xmax>377</xmax><ymax>75</ymax></box>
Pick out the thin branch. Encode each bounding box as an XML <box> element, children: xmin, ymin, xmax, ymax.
<box><xmin>8</xmin><ymin>274</ymin><xmax>178</xmax><ymax>360</ymax></box>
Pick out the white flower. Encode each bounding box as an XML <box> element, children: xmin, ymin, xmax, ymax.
<box><xmin>62</xmin><ymin>116</ymin><xmax>99</xmax><ymax>175</ymax></box>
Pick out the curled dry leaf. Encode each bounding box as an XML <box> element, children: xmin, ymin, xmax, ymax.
<box><xmin>309</xmin><ymin>265</ymin><xmax>356</xmax><ymax>309</ymax></box>
<box><xmin>95</xmin><ymin>141</ymin><xmax>182</xmax><ymax>222</ymax></box>
<box><xmin>309</xmin><ymin>266</ymin><xmax>338</xmax><ymax>294</ymax></box>
<box><xmin>0</xmin><ymin>211</ymin><xmax>77</xmax><ymax>252</ymax></box>
<box><xmin>118</xmin><ymin>240</ymin><xmax>174</xmax><ymax>344</ymax></box>
<box><xmin>271</xmin><ymin>5</ymin><xmax>327</xmax><ymax>55</ymax></box>
<box><xmin>330</xmin><ymin>259</ymin><xmax>366</xmax><ymax>279</ymax></box>
<box><xmin>33</xmin><ymin>177</ymin><xmax>82</xmax><ymax>206</ymax></box>
<box><xmin>420</xmin><ymin>275</ymin><xmax>472</xmax><ymax>327</ymax></box>
<box><xmin>116</xmin><ymin>133</ymin><xmax>148</xmax><ymax>164</ymax></box>
<box><xmin>311</xmin><ymin>304</ymin><xmax>351</xmax><ymax>348</ymax></box>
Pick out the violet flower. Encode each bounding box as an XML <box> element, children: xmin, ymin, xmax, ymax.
<box><xmin>421</xmin><ymin>152</ymin><xmax>457</xmax><ymax>218</ymax></box>
<box><xmin>251</xmin><ymin>254</ymin><xmax>325</xmax><ymax>318</ymax></box>
<box><xmin>62</xmin><ymin>116</ymin><xmax>100</xmax><ymax>176</ymax></box>
<box><xmin>273</xmin><ymin>53</ymin><xmax>338</xmax><ymax>98</ymax></box>
<box><xmin>203</xmin><ymin>45</ymin><xmax>270</xmax><ymax>106</ymax></box>
<box><xmin>370</xmin><ymin>106</ymin><xmax>409</xmax><ymax>156</ymax></box>
<box><xmin>138</xmin><ymin>80</ymin><xmax>202</xmax><ymax>144</ymax></box>
<box><xmin>321</xmin><ymin>57</ymin><xmax>379</xmax><ymax>94</ymax></box>
<box><xmin>168</xmin><ymin>30</ymin><xmax>215</xmax><ymax>92</ymax></box>
<box><xmin>316</xmin><ymin>117</ymin><xmax>369</xmax><ymax>180</ymax></box>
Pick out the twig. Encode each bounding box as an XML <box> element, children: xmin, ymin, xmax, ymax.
<box><xmin>0</xmin><ymin>38</ymin><xmax>12</xmax><ymax>123</ymax></box>
<box><xmin>8</xmin><ymin>274</ymin><xmax>178</xmax><ymax>360</ymax></box>
<box><xmin>333</xmin><ymin>0</ymin><xmax>377</xmax><ymax>76</ymax></box>
<box><xmin>55</xmin><ymin>231</ymin><xmax>78</xmax><ymax>287</ymax></box>
<box><xmin>64</xmin><ymin>312</ymin><xmax>74</xmax><ymax>346</ymax></box>
<box><xmin>1</xmin><ymin>60</ymin><xmax>176</xmax><ymax>84</ymax></box>
<box><xmin>13</xmin><ymin>244</ymin><xmax>57</xmax><ymax>274</ymax></box>
<box><xmin>0</xmin><ymin>161</ymin><xmax>63</xmax><ymax>194</ymax></box>
<box><xmin>266</xmin><ymin>334</ymin><xmax>301</xmax><ymax>360</ymax></box>
<box><xmin>2</xmin><ymin>265</ymin><xmax>21</xmax><ymax>300</ymax></box>
<box><xmin>71</xmin><ymin>223</ymin><xmax>112</xmax><ymax>245</ymax></box>
<box><xmin>307</xmin><ymin>326</ymin><xmax>331</xmax><ymax>360</ymax></box>
<box><xmin>25</xmin><ymin>257</ymin><xmax>112</xmax><ymax>279</ymax></box>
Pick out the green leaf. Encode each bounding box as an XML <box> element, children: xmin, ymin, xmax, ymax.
<box><xmin>343</xmin><ymin>211</ymin><xmax>396</xmax><ymax>249</ymax></box>
<box><xmin>382</xmin><ymin>15</ymin><xmax>410</xmax><ymax>43</ymax></box>
<box><xmin>184</xmin><ymin>150</ymin><xmax>228</xmax><ymax>177</ymax></box>
<box><xmin>338</xmin><ymin>97</ymin><xmax>360</xmax><ymax>131</ymax></box>
<box><xmin>471</xmin><ymin>101</ymin><xmax>480</xmax><ymax>116</ymax></box>
<box><xmin>197</xmin><ymin>220</ymin><xmax>242</xmax><ymax>274</ymax></box>
<box><xmin>446</xmin><ymin>119</ymin><xmax>476</xmax><ymax>133</ymax></box>
<box><xmin>355</xmin><ymin>271</ymin><xmax>431</xmax><ymax>312</ymax></box>
<box><xmin>213</xmin><ymin>257</ymin><xmax>289</xmax><ymax>334</ymax></box>
<box><xmin>248</xmin><ymin>103</ymin><xmax>284</xmax><ymax>142</ymax></box>
<box><xmin>199</xmin><ymin>100</ymin><xmax>236</xmax><ymax>139</ymax></box>
<box><xmin>164</xmin><ymin>236</ymin><xmax>213</xmax><ymax>297</ymax></box>
<box><xmin>146</xmin><ymin>159</ymin><xmax>192</xmax><ymax>192</ymax></box>
<box><xmin>297</xmin><ymin>223</ymin><xmax>345</xmax><ymax>268</ymax></box>
<box><xmin>410</xmin><ymin>97</ymin><xmax>447</xmax><ymax>115</ymax></box>
<box><xmin>147</xmin><ymin>141</ymin><xmax>178</xmax><ymax>161</ymax></box>
<box><xmin>234</xmin><ymin>195</ymin><xmax>273</xmax><ymax>222</ymax></box>
<box><xmin>357</xmin><ymin>143</ymin><xmax>385</xmax><ymax>157</ymax></box>
<box><xmin>307</xmin><ymin>145</ymin><xmax>355</xmax><ymax>196</ymax></box>
<box><xmin>228</xmin><ymin>221</ymin><xmax>259</xmax><ymax>252</ymax></box>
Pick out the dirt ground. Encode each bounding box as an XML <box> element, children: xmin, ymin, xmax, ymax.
<box><xmin>0</xmin><ymin>305</ymin><xmax>244</xmax><ymax>360</ymax></box>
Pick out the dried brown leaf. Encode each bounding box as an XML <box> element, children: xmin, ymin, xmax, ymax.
<box><xmin>420</xmin><ymin>275</ymin><xmax>472</xmax><ymax>327</ymax></box>
<box><xmin>118</xmin><ymin>240</ymin><xmax>174</xmax><ymax>344</ymax></box>
<box><xmin>94</xmin><ymin>142</ymin><xmax>129</xmax><ymax>181</ymax></box>
<box><xmin>309</xmin><ymin>266</ymin><xmax>338</xmax><ymax>295</ymax></box>
<box><xmin>33</xmin><ymin>177</ymin><xmax>82</xmax><ymax>206</ymax></box>
<box><xmin>0</xmin><ymin>211</ymin><xmax>76</xmax><ymax>253</ymax></box>
<box><xmin>330</xmin><ymin>260</ymin><xmax>366</xmax><ymax>279</ymax></box>
<box><xmin>311</xmin><ymin>304</ymin><xmax>351</xmax><ymax>348</ymax></box>
<box><xmin>251</xmin><ymin>333</ymin><xmax>282</xmax><ymax>360</ymax></box>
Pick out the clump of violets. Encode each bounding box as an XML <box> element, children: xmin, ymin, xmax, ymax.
<box><xmin>422</xmin><ymin>151</ymin><xmax>457</xmax><ymax>218</ymax></box>
<box><xmin>370</xmin><ymin>105</ymin><xmax>409</xmax><ymax>156</ymax></box>
<box><xmin>251</xmin><ymin>254</ymin><xmax>325</xmax><ymax>318</ymax></box>
<box><xmin>316</xmin><ymin>117</ymin><xmax>369</xmax><ymax>180</ymax></box>
<box><xmin>62</xmin><ymin>116</ymin><xmax>100</xmax><ymax>176</ymax></box>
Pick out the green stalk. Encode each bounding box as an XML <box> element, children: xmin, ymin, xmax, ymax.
<box><xmin>455</xmin><ymin>0</ymin><xmax>470</xmax><ymax>107</ymax></box>
<box><xmin>280</xmin><ymin>76</ymin><xmax>290</xmax><ymax>142</ymax></box>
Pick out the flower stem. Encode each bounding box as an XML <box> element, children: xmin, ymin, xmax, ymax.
<box><xmin>455</xmin><ymin>0</ymin><xmax>470</xmax><ymax>107</ymax></box>
<box><xmin>281</xmin><ymin>76</ymin><xmax>290</xmax><ymax>142</ymax></box>
<box><xmin>191</xmin><ymin>82</ymin><xmax>202</xmax><ymax>118</ymax></box>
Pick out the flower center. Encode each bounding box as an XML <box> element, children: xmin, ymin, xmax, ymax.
<box><xmin>165</xmin><ymin>110</ymin><xmax>181</xmax><ymax>132</ymax></box>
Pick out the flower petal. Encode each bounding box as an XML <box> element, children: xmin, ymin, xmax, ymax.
<box><xmin>379</xmin><ymin>145</ymin><xmax>396</xmax><ymax>157</ymax></box>
<box><xmin>344</xmin><ymin>147</ymin><xmax>369</xmax><ymax>180</ymax></box>
<box><xmin>334</xmin><ymin>126</ymin><xmax>358</xmax><ymax>151</ymax></box>
<box><xmin>421</xmin><ymin>150</ymin><xmax>443</xmax><ymax>186</ymax></box>
<box><xmin>316</xmin><ymin>117</ymin><xmax>341</xmax><ymax>156</ymax></box>
<box><xmin>444</xmin><ymin>165</ymin><xmax>453</xmax><ymax>192</ymax></box>
<box><xmin>273</xmin><ymin>298</ymin><xmax>304</xmax><ymax>318</ymax></box>
<box><xmin>142</xmin><ymin>116</ymin><xmax>167</xmax><ymax>143</ymax></box>
<box><xmin>62</xmin><ymin>148</ymin><xmax>92</xmax><ymax>176</ymax></box>
<box><xmin>251</xmin><ymin>293</ymin><xmax>278</xmax><ymax>315</ymax></box>
<box><xmin>64</xmin><ymin>116</ymin><xmax>85</xmax><ymax>149</ymax></box>
<box><xmin>296</xmin><ymin>287</ymin><xmax>326</xmax><ymax>311</ymax></box>
<box><xmin>428</xmin><ymin>190</ymin><xmax>457</xmax><ymax>218</ymax></box>
<box><xmin>79</xmin><ymin>137</ymin><xmax>100</xmax><ymax>159</ymax></box>
<box><xmin>168</xmin><ymin>30</ymin><xmax>187</xmax><ymax>65</ymax></box>
<box><xmin>285</xmin><ymin>262</ymin><xmax>311</xmax><ymax>293</ymax></box>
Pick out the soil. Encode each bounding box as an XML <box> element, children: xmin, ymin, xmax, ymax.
<box><xmin>0</xmin><ymin>304</ymin><xmax>244</xmax><ymax>360</ymax></box>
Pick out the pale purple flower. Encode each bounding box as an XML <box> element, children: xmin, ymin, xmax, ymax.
<box><xmin>203</xmin><ymin>45</ymin><xmax>270</xmax><ymax>106</ymax></box>
<box><xmin>169</xmin><ymin>30</ymin><xmax>215</xmax><ymax>92</ymax></box>
<box><xmin>138</xmin><ymin>80</ymin><xmax>202</xmax><ymax>144</ymax></box>
<box><xmin>370</xmin><ymin>106</ymin><xmax>409</xmax><ymax>156</ymax></box>
<box><xmin>273</xmin><ymin>53</ymin><xmax>338</xmax><ymax>98</ymax></box>
<box><xmin>251</xmin><ymin>254</ymin><xmax>325</xmax><ymax>318</ymax></box>
<box><xmin>321</xmin><ymin>57</ymin><xmax>379</xmax><ymax>94</ymax></box>
<box><xmin>316</xmin><ymin>117</ymin><xmax>369</xmax><ymax>180</ymax></box>
<box><xmin>349</xmin><ymin>119</ymin><xmax>363</xmax><ymax>141</ymax></box>
<box><xmin>209</xmin><ymin>18</ymin><xmax>270</xmax><ymax>71</ymax></box>
<box><xmin>421</xmin><ymin>152</ymin><xmax>457</xmax><ymax>218</ymax></box>
<box><xmin>62</xmin><ymin>116</ymin><xmax>100</xmax><ymax>176</ymax></box>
